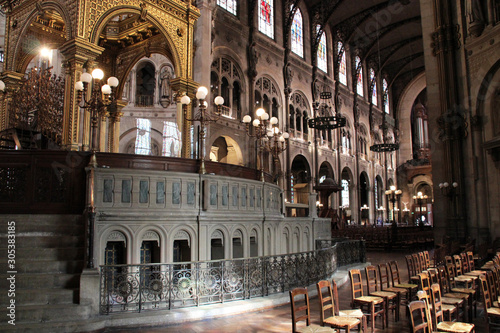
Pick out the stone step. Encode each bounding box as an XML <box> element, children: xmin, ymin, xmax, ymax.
<box><xmin>0</xmin><ymin>246</ymin><xmax>85</xmax><ymax>261</ymax></box>
<box><xmin>0</xmin><ymin>303</ymin><xmax>91</xmax><ymax>325</ymax></box>
<box><xmin>2</xmin><ymin>224</ymin><xmax>84</xmax><ymax>236</ymax></box>
<box><xmin>0</xmin><ymin>316</ymin><xmax>104</xmax><ymax>333</ymax></box>
<box><xmin>0</xmin><ymin>273</ymin><xmax>80</xmax><ymax>289</ymax></box>
<box><xmin>0</xmin><ymin>288</ymin><xmax>78</xmax><ymax>306</ymax></box>
<box><xmin>0</xmin><ymin>234</ymin><xmax>84</xmax><ymax>248</ymax></box>
<box><xmin>0</xmin><ymin>259</ymin><xmax>84</xmax><ymax>274</ymax></box>
<box><xmin>3</xmin><ymin>214</ymin><xmax>84</xmax><ymax>226</ymax></box>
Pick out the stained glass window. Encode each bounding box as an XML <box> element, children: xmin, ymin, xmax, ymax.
<box><xmin>162</xmin><ymin>121</ymin><xmax>181</xmax><ymax>157</ymax></box>
<box><xmin>259</xmin><ymin>0</ymin><xmax>274</xmax><ymax>39</ymax></box>
<box><xmin>217</xmin><ymin>0</ymin><xmax>237</xmax><ymax>15</ymax></box>
<box><xmin>383</xmin><ymin>78</ymin><xmax>390</xmax><ymax>114</ymax></box>
<box><xmin>355</xmin><ymin>56</ymin><xmax>363</xmax><ymax>97</ymax></box>
<box><xmin>317</xmin><ymin>26</ymin><xmax>327</xmax><ymax>72</ymax></box>
<box><xmin>135</xmin><ymin>118</ymin><xmax>151</xmax><ymax>155</ymax></box>
<box><xmin>291</xmin><ymin>8</ymin><xmax>303</xmax><ymax>57</ymax></box>
<box><xmin>341</xmin><ymin>179</ymin><xmax>349</xmax><ymax>207</ymax></box>
<box><xmin>338</xmin><ymin>41</ymin><xmax>347</xmax><ymax>85</ymax></box>
<box><xmin>370</xmin><ymin>68</ymin><xmax>377</xmax><ymax>106</ymax></box>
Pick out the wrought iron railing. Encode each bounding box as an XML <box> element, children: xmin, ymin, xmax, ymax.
<box><xmin>99</xmin><ymin>240</ymin><xmax>365</xmax><ymax>314</ymax></box>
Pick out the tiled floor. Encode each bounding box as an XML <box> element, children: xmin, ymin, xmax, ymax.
<box><xmin>105</xmin><ymin>250</ymin><xmax>488</xmax><ymax>332</ymax></box>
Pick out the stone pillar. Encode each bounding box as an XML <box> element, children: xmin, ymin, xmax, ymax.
<box><xmin>99</xmin><ymin>115</ymin><xmax>107</xmax><ymax>152</ymax></box>
<box><xmin>59</xmin><ymin>38</ymin><xmax>104</xmax><ymax>151</ymax></box>
<box><xmin>193</xmin><ymin>0</ymin><xmax>213</xmax><ymax>91</ymax></box>
<box><xmin>154</xmin><ymin>69</ymin><xmax>160</xmax><ymax>106</ymax></box>
<box><xmin>130</xmin><ymin>69</ymin><xmax>136</xmax><ymax>105</ymax></box>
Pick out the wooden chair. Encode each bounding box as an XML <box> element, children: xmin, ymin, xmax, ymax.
<box><xmin>429</xmin><ymin>267</ymin><xmax>466</xmax><ymax>322</ymax></box>
<box><xmin>316</xmin><ymin>280</ymin><xmax>363</xmax><ymax>333</ymax></box>
<box><xmin>408</xmin><ymin>300</ymin><xmax>433</xmax><ymax>333</ymax></box>
<box><xmin>445</xmin><ymin>264</ymin><xmax>476</xmax><ymax>319</ymax></box>
<box><xmin>349</xmin><ymin>269</ymin><xmax>386</xmax><ymax>331</ymax></box>
<box><xmin>452</xmin><ymin>256</ymin><xmax>475</xmax><ymax>290</ymax></box>
<box><xmin>289</xmin><ymin>287</ymin><xmax>336</xmax><ymax>333</ymax></box>
<box><xmin>479</xmin><ymin>274</ymin><xmax>500</xmax><ymax>332</ymax></box>
<box><xmin>420</xmin><ymin>252</ymin><xmax>428</xmax><ymax>270</ymax></box>
<box><xmin>378</xmin><ymin>263</ymin><xmax>408</xmax><ymax>300</ymax></box>
<box><xmin>331</xmin><ymin>279</ymin><xmax>367</xmax><ymax>331</ymax></box>
<box><xmin>466</xmin><ymin>252</ymin><xmax>475</xmax><ymax>271</ymax></box>
<box><xmin>389</xmin><ymin>260</ymin><xmax>418</xmax><ymax>301</ymax></box>
<box><xmin>365</xmin><ymin>265</ymin><xmax>400</xmax><ymax>323</ymax></box>
<box><xmin>419</xmin><ymin>272</ymin><xmax>459</xmax><ymax>322</ymax></box>
<box><xmin>438</xmin><ymin>266</ymin><xmax>471</xmax><ymax>322</ymax></box>
<box><xmin>460</xmin><ymin>253</ymin><xmax>469</xmax><ymax>274</ymax></box>
<box><xmin>429</xmin><ymin>283</ymin><xmax>475</xmax><ymax>333</ymax></box>
<box><xmin>424</xmin><ymin>250</ymin><xmax>432</xmax><ymax>268</ymax></box>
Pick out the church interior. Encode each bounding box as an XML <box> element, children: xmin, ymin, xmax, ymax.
<box><xmin>0</xmin><ymin>0</ymin><xmax>499</xmax><ymax>331</ymax></box>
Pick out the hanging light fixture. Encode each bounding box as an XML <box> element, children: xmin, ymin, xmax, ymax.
<box><xmin>308</xmin><ymin>91</ymin><xmax>346</xmax><ymax>130</ymax></box>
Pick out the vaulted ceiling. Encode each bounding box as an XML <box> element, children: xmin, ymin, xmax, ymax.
<box><xmin>301</xmin><ymin>0</ymin><xmax>424</xmax><ymax>103</ymax></box>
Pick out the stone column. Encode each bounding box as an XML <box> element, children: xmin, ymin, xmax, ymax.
<box><xmin>130</xmin><ymin>69</ymin><xmax>136</xmax><ymax>105</ymax></box>
<box><xmin>193</xmin><ymin>0</ymin><xmax>213</xmax><ymax>90</ymax></box>
<box><xmin>59</xmin><ymin>38</ymin><xmax>104</xmax><ymax>151</ymax></box>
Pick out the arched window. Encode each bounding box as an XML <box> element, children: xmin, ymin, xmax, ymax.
<box><xmin>338</xmin><ymin>41</ymin><xmax>347</xmax><ymax>85</ymax></box>
<box><xmin>217</xmin><ymin>0</ymin><xmax>237</xmax><ymax>15</ymax></box>
<box><xmin>383</xmin><ymin>78</ymin><xmax>390</xmax><ymax>114</ymax></box>
<box><xmin>317</xmin><ymin>26</ymin><xmax>327</xmax><ymax>72</ymax></box>
<box><xmin>291</xmin><ymin>8</ymin><xmax>303</xmax><ymax>57</ymax></box>
<box><xmin>341</xmin><ymin>128</ymin><xmax>351</xmax><ymax>154</ymax></box>
<box><xmin>290</xmin><ymin>91</ymin><xmax>310</xmax><ymax>141</ymax></box>
<box><xmin>341</xmin><ymin>179</ymin><xmax>349</xmax><ymax>208</ymax></box>
<box><xmin>370</xmin><ymin>68</ymin><xmax>377</xmax><ymax>106</ymax></box>
<box><xmin>135</xmin><ymin>118</ymin><xmax>151</xmax><ymax>155</ymax></box>
<box><xmin>255</xmin><ymin>76</ymin><xmax>281</xmax><ymax>121</ymax></box>
<box><xmin>211</xmin><ymin>57</ymin><xmax>243</xmax><ymax>119</ymax></box>
<box><xmin>162</xmin><ymin>121</ymin><xmax>181</xmax><ymax>157</ymax></box>
<box><xmin>259</xmin><ymin>0</ymin><xmax>274</xmax><ymax>39</ymax></box>
<box><xmin>355</xmin><ymin>56</ymin><xmax>363</xmax><ymax>97</ymax></box>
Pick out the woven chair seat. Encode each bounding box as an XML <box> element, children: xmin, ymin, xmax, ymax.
<box><xmin>451</xmin><ymin>287</ymin><xmax>475</xmax><ymax>294</ymax></box>
<box><xmin>338</xmin><ymin>308</ymin><xmax>364</xmax><ymax>318</ymax></box>
<box><xmin>355</xmin><ymin>295</ymin><xmax>384</xmax><ymax>303</ymax></box>
<box><xmin>436</xmin><ymin>321</ymin><xmax>474</xmax><ymax>333</ymax></box>
<box><xmin>487</xmin><ymin>307</ymin><xmax>500</xmax><ymax>316</ymax></box>
<box><xmin>324</xmin><ymin>316</ymin><xmax>361</xmax><ymax>327</ymax></box>
<box><xmin>297</xmin><ymin>324</ymin><xmax>336</xmax><ymax>333</ymax></box>
<box><xmin>371</xmin><ymin>291</ymin><xmax>397</xmax><ymax>298</ymax></box>
<box><xmin>395</xmin><ymin>283</ymin><xmax>418</xmax><ymax>289</ymax></box>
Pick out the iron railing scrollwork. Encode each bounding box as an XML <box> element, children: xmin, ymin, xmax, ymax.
<box><xmin>100</xmin><ymin>240</ymin><xmax>365</xmax><ymax>314</ymax></box>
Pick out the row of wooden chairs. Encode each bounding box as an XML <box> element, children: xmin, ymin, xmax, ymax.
<box><xmin>409</xmin><ymin>282</ymin><xmax>475</xmax><ymax>333</ymax></box>
<box><xmin>290</xmin><ymin>279</ymin><xmax>367</xmax><ymax>333</ymax></box>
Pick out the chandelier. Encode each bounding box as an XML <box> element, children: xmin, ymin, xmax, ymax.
<box><xmin>242</xmin><ymin>108</ymin><xmax>289</xmax><ymax>181</ymax></box>
<box><xmin>370</xmin><ymin>116</ymin><xmax>399</xmax><ymax>152</ymax></box>
<box><xmin>75</xmin><ymin>68</ymin><xmax>119</xmax><ymax>152</ymax></box>
<box><xmin>308</xmin><ymin>91</ymin><xmax>346</xmax><ymax>130</ymax></box>
<box><xmin>181</xmin><ymin>86</ymin><xmax>224</xmax><ymax>174</ymax></box>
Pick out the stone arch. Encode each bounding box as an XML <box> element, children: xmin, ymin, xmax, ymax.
<box><xmin>11</xmin><ymin>2</ymin><xmax>72</xmax><ymax>73</ymax></box>
<box><xmin>136</xmin><ymin>226</ymin><xmax>166</xmax><ymax>262</ymax></box>
<box><xmin>254</xmin><ymin>75</ymin><xmax>283</xmax><ymax>121</ymax></box>
<box><xmin>208</xmin><ymin>135</ymin><xmax>244</xmax><ymax>166</ymax></box>
<box><xmin>100</xmin><ymin>226</ymin><xmax>134</xmax><ymax>265</ymax></box>
<box><xmin>396</xmin><ymin>72</ymin><xmax>426</xmax><ymax>162</ymax></box>
<box><xmin>169</xmin><ymin>225</ymin><xmax>197</xmax><ymax>262</ymax></box>
<box><xmin>88</xmin><ymin>5</ymin><xmax>182</xmax><ymax>78</ymax></box>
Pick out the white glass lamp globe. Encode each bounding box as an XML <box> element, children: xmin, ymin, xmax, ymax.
<box><xmin>196</xmin><ymin>86</ymin><xmax>208</xmax><ymax>100</ymax></box>
<box><xmin>256</xmin><ymin>108</ymin><xmax>265</xmax><ymax>117</ymax></box>
<box><xmin>75</xmin><ymin>81</ymin><xmax>84</xmax><ymax>91</ymax></box>
<box><xmin>270</xmin><ymin>117</ymin><xmax>278</xmax><ymax>125</ymax></box>
<box><xmin>107</xmin><ymin>77</ymin><xmax>119</xmax><ymax>87</ymax></box>
<box><xmin>282</xmin><ymin>132</ymin><xmax>289</xmax><ymax>139</ymax></box>
<box><xmin>101</xmin><ymin>84</ymin><xmax>111</xmax><ymax>95</ymax></box>
<box><xmin>92</xmin><ymin>68</ymin><xmax>104</xmax><ymax>80</ymax></box>
<box><xmin>252</xmin><ymin>119</ymin><xmax>260</xmax><ymax>127</ymax></box>
<box><xmin>242</xmin><ymin>115</ymin><xmax>252</xmax><ymax>123</ymax></box>
<box><xmin>181</xmin><ymin>95</ymin><xmax>191</xmax><ymax>105</ymax></box>
<box><xmin>214</xmin><ymin>96</ymin><xmax>224</xmax><ymax>106</ymax></box>
<box><xmin>261</xmin><ymin>112</ymin><xmax>269</xmax><ymax>120</ymax></box>
<box><xmin>81</xmin><ymin>73</ymin><xmax>92</xmax><ymax>83</ymax></box>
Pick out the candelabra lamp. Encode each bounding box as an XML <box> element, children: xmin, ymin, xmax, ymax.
<box><xmin>413</xmin><ymin>191</ymin><xmax>428</xmax><ymax>226</ymax></box>
<box><xmin>75</xmin><ymin>69</ymin><xmax>119</xmax><ymax>152</ymax></box>
<box><xmin>180</xmin><ymin>86</ymin><xmax>224</xmax><ymax>174</ymax></box>
<box><xmin>385</xmin><ymin>185</ymin><xmax>402</xmax><ymax>225</ymax></box>
<box><xmin>242</xmin><ymin>108</ymin><xmax>289</xmax><ymax>181</ymax></box>
<box><xmin>438</xmin><ymin>181</ymin><xmax>458</xmax><ymax>198</ymax></box>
